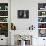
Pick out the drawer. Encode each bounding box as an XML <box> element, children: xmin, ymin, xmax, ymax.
<box><xmin>0</xmin><ymin>37</ymin><xmax>8</xmax><ymax>45</ymax></box>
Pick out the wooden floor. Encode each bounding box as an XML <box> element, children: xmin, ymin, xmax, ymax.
<box><xmin>0</xmin><ymin>45</ymin><xmax>8</xmax><ymax>46</ymax></box>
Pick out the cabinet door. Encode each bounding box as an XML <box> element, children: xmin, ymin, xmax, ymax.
<box><xmin>38</xmin><ymin>38</ymin><xmax>46</xmax><ymax>46</ymax></box>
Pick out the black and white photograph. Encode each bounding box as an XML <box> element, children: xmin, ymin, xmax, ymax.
<box><xmin>18</xmin><ymin>10</ymin><xmax>29</xmax><ymax>19</ymax></box>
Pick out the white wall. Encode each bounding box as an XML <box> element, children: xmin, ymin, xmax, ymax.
<box><xmin>11</xmin><ymin>0</ymin><xmax>46</xmax><ymax>30</ymax></box>
<box><xmin>11</xmin><ymin>0</ymin><xmax>46</xmax><ymax>46</ymax></box>
<box><xmin>11</xmin><ymin>0</ymin><xmax>38</xmax><ymax>30</ymax></box>
<box><xmin>11</xmin><ymin>0</ymin><xmax>38</xmax><ymax>45</ymax></box>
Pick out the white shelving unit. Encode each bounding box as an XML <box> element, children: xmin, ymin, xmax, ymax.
<box><xmin>0</xmin><ymin>3</ymin><xmax>9</xmax><ymax>45</ymax></box>
<box><xmin>38</xmin><ymin>3</ymin><xmax>46</xmax><ymax>37</ymax></box>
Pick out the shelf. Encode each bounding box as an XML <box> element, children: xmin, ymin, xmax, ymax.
<box><xmin>38</xmin><ymin>28</ymin><xmax>46</xmax><ymax>29</ymax></box>
<box><xmin>0</xmin><ymin>16</ymin><xmax>8</xmax><ymax>17</ymax></box>
<box><xmin>38</xmin><ymin>16</ymin><xmax>46</xmax><ymax>17</ymax></box>
<box><xmin>38</xmin><ymin>10</ymin><xmax>46</xmax><ymax>11</ymax></box>
<box><xmin>38</xmin><ymin>22</ymin><xmax>46</xmax><ymax>23</ymax></box>
<box><xmin>0</xmin><ymin>22</ymin><xmax>8</xmax><ymax>23</ymax></box>
<box><xmin>0</xmin><ymin>10</ymin><xmax>8</xmax><ymax>11</ymax></box>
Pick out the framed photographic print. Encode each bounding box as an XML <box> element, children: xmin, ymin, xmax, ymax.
<box><xmin>18</xmin><ymin>10</ymin><xmax>29</xmax><ymax>19</ymax></box>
